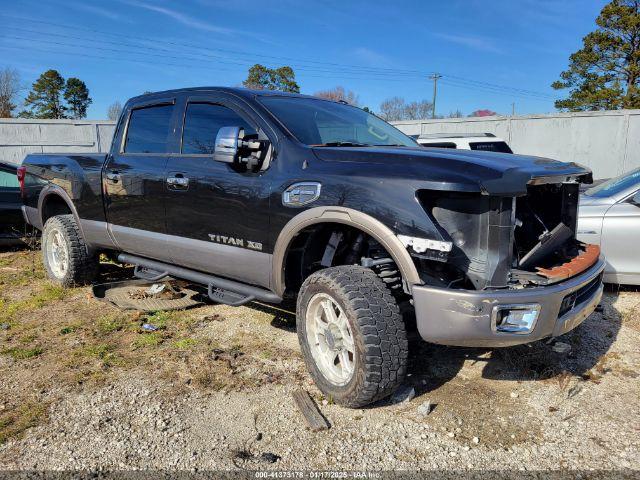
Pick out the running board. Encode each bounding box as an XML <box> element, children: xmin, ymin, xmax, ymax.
<box><xmin>117</xmin><ymin>253</ymin><xmax>282</xmax><ymax>306</ymax></box>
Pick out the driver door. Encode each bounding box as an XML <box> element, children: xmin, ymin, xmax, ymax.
<box><xmin>164</xmin><ymin>94</ymin><xmax>273</xmax><ymax>288</ymax></box>
<box><xmin>601</xmin><ymin>190</ymin><xmax>640</xmax><ymax>283</ymax></box>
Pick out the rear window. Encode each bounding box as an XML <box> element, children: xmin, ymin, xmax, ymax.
<box><xmin>469</xmin><ymin>141</ymin><xmax>513</xmax><ymax>153</ymax></box>
<box><xmin>420</xmin><ymin>142</ymin><xmax>457</xmax><ymax>149</ymax></box>
<box><xmin>124</xmin><ymin>104</ymin><xmax>174</xmax><ymax>154</ymax></box>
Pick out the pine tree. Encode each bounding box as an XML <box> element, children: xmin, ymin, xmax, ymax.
<box><xmin>21</xmin><ymin>70</ymin><xmax>67</xmax><ymax>119</ymax></box>
<box><xmin>552</xmin><ymin>0</ymin><xmax>640</xmax><ymax>111</ymax></box>
<box><xmin>243</xmin><ymin>64</ymin><xmax>300</xmax><ymax>93</ymax></box>
<box><xmin>64</xmin><ymin>78</ymin><xmax>92</xmax><ymax>119</ymax></box>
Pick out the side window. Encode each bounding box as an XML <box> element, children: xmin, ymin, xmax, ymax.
<box><xmin>182</xmin><ymin>103</ymin><xmax>256</xmax><ymax>155</ymax></box>
<box><xmin>421</xmin><ymin>142</ymin><xmax>457</xmax><ymax>149</ymax></box>
<box><xmin>124</xmin><ymin>104</ymin><xmax>174</xmax><ymax>154</ymax></box>
<box><xmin>0</xmin><ymin>169</ymin><xmax>19</xmax><ymax>189</ymax></box>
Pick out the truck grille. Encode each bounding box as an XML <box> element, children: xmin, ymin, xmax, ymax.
<box><xmin>558</xmin><ymin>273</ymin><xmax>602</xmax><ymax>318</ymax></box>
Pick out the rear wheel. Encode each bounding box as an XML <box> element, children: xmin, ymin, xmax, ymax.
<box><xmin>42</xmin><ymin>214</ymin><xmax>98</xmax><ymax>287</ymax></box>
<box><xmin>296</xmin><ymin>265</ymin><xmax>408</xmax><ymax>407</ymax></box>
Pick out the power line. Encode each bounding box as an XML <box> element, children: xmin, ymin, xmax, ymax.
<box><xmin>0</xmin><ymin>14</ymin><xmax>559</xmax><ymax>101</ymax></box>
<box><xmin>0</xmin><ymin>44</ymin><xmax>423</xmax><ymax>83</ymax></box>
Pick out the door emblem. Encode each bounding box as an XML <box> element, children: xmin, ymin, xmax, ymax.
<box><xmin>283</xmin><ymin>182</ymin><xmax>321</xmax><ymax>207</ymax></box>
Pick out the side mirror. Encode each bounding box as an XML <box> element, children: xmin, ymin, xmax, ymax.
<box><xmin>213</xmin><ymin>126</ymin><xmax>270</xmax><ymax>170</ymax></box>
<box><xmin>213</xmin><ymin>126</ymin><xmax>241</xmax><ymax>164</ymax></box>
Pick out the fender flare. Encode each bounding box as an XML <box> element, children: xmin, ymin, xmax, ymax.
<box><xmin>38</xmin><ymin>185</ymin><xmax>87</xmax><ymax>242</ymax></box>
<box><xmin>271</xmin><ymin>206</ymin><xmax>423</xmax><ymax>297</ymax></box>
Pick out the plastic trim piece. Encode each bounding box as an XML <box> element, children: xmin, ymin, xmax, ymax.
<box><xmin>271</xmin><ymin>206</ymin><xmax>423</xmax><ymax>297</ymax></box>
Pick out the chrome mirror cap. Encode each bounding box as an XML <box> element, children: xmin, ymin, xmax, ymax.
<box><xmin>213</xmin><ymin>126</ymin><xmax>241</xmax><ymax>163</ymax></box>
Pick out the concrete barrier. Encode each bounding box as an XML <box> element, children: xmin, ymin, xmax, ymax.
<box><xmin>0</xmin><ymin>118</ymin><xmax>116</xmax><ymax>166</ymax></box>
<box><xmin>392</xmin><ymin>109</ymin><xmax>640</xmax><ymax>179</ymax></box>
<box><xmin>3</xmin><ymin>110</ymin><xmax>640</xmax><ymax>179</ymax></box>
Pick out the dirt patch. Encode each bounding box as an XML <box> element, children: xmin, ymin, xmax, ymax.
<box><xmin>0</xmin><ymin>250</ymin><xmax>305</xmax><ymax>445</ymax></box>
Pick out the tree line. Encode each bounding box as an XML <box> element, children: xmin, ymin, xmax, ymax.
<box><xmin>241</xmin><ymin>64</ymin><xmax>487</xmax><ymax>119</ymax></box>
<box><xmin>0</xmin><ymin>68</ymin><xmax>92</xmax><ymax>119</ymax></box>
<box><xmin>0</xmin><ymin>63</ymin><xmax>486</xmax><ymax>121</ymax></box>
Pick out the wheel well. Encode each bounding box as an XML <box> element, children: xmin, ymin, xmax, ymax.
<box><xmin>41</xmin><ymin>194</ymin><xmax>73</xmax><ymax>225</ymax></box>
<box><xmin>282</xmin><ymin>222</ymin><xmax>406</xmax><ymax>298</ymax></box>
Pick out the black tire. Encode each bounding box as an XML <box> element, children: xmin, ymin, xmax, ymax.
<box><xmin>42</xmin><ymin>214</ymin><xmax>98</xmax><ymax>287</ymax></box>
<box><xmin>296</xmin><ymin>265</ymin><xmax>408</xmax><ymax>407</ymax></box>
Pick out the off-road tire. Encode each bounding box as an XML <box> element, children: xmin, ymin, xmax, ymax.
<box><xmin>42</xmin><ymin>214</ymin><xmax>98</xmax><ymax>287</ymax></box>
<box><xmin>296</xmin><ymin>265</ymin><xmax>408</xmax><ymax>407</ymax></box>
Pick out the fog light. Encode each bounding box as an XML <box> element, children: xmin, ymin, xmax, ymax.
<box><xmin>491</xmin><ymin>304</ymin><xmax>540</xmax><ymax>334</ymax></box>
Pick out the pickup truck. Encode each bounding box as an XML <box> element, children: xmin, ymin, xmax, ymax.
<box><xmin>20</xmin><ymin>87</ymin><xmax>604</xmax><ymax>407</ymax></box>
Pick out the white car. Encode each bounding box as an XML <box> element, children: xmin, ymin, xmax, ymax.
<box><xmin>412</xmin><ymin>133</ymin><xmax>513</xmax><ymax>153</ymax></box>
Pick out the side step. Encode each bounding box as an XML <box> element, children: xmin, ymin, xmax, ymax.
<box><xmin>117</xmin><ymin>253</ymin><xmax>282</xmax><ymax>306</ymax></box>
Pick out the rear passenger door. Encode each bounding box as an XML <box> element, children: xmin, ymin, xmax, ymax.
<box><xmin>104</xmin><ymin>98</ymin><xmax>179</xmax><ymax>260</ymax></box>
<box><xmin>163</xmin><ymin>94</ymin><xmax>273</xmax><ymax>288</ymax></box>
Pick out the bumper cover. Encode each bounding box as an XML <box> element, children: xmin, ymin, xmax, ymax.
<box><xmin>414</xmin><ymin>257</ymin><xmax>605</xmax><ymax>347</ymax></box>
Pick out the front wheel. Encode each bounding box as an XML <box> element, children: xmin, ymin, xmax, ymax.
<box><xmin>42</xmin><ymin>214</ymin><xmax>98</xmax><ymax>287</ymax></box>
<box><xmin>296</xmin><ymin>265</ymin><xmax>408</xmax><ymax>407</ymax></box>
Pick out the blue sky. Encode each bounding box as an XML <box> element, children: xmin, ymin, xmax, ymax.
<box><xmin>1</xmin><ymin>0</ymin><xmax>609</xmax><ymax>119</ymax></box>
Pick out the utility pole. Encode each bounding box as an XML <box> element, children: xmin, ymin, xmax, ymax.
<box><xmin>429</xmin><ymin>73</ymin><xmax>442</xmax><ymax>119</ymax></box>
<box><xmin>511</xmin><ymin>102</ymin><xmax>516</xmax><ymax>116</ymax></box>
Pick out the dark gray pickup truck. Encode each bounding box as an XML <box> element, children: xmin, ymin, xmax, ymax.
<box><xmin>19</xmin><ymin>87</ymin><xmax>604</xmax><ymax>406</ymax></box>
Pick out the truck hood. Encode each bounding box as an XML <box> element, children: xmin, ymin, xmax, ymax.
<box><xmin>312</xmin><ymin>146</ymin><xmax>592</xmax><ymax>196</ymax></box>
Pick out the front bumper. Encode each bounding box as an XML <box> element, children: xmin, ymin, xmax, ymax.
<box><xmin>413</xmin><ymin>257</ymin><xmax>605</xmax><ymax>347</ymax></box>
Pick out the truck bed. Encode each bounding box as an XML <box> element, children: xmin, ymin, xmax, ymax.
<box><xmin>21</xmin><ymin>153</ymin><xmax>108</xmax><ymax>229</ymax></box>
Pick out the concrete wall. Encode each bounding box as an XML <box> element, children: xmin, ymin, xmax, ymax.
<box><xmin>0</xmin><ymin>118</ymin><xmax>117</xmax><ymax>166</ymax></box>
<box><xmin>2</xmin><ymin>111</ymin><xmax>639</xmax><ymax>179</ymax></box>
<box><xmin>392</xmin><ymin>110</ymin><xmax>640</xmax><ymax>179</ymax></box>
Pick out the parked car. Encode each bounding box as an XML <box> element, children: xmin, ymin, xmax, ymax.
<box><xmin>411</xmin><ymin>132</ymin><xmax>513</xmax><ymax>153</ymax></box>
<box><xmin>0</xmin><ymin>161</ymin><xmax>27</xmax><ymax>246</ymax></box>
<box><xmin>20</xmin><ymin>87</ymin><xmax>603</xmax><ymax>407</ymax></box>
<box><xmin>578</xmin><ymin>167</ymin><xmax>640</xmax><ymax>285</ymax></box>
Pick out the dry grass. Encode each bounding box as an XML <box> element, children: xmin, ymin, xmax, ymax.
<box><xmin>0</xmin><ymin>401</ymin><xmax>47</xmax><ymax>445</ymax></box>
<box><xmin>0</xmin><ymin>249</ymin><xmax>302</xmax><ymax>445</ymax></box>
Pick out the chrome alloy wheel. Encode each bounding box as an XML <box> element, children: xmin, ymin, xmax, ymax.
<box><xmin>46</xmin><ymin>228</ymin><xmax>69</xmax><ymax>279</ymax></box>
<box><xmin>305</xmin><ymin>292</ymin><xmax>356</xmax><ymax>386</ymax></box>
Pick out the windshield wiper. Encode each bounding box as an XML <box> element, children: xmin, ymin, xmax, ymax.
<box><xmin>312</xmin><ymin>141</ymin><xmax>368</xmax><ymax>147</ymax></box>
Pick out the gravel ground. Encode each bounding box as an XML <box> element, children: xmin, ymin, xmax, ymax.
<box><xmin>1</xmin><ymin>251</ymin><xmax>639</xmax><ymax>472</ymax></box>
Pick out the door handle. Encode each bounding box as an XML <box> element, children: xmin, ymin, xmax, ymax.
<box><xmin>167</xmin><ymin>175</ymin><xmax>189</xmax><ymax>190</ymax></box>
<box><xmin>106</xmin><ymin>171</ymin><xmax>120</xmax><ymax>183</ymax></box>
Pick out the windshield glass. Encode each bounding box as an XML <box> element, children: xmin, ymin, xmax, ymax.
<box><xmin>585</xmin><ymin>167</ymin><xmax>640</xmax><ymax>198</ymax></box>
<box><xmin>259</xmin><ymin>96</ymin><xmax>418</xmax><ymax>147</ymax></box>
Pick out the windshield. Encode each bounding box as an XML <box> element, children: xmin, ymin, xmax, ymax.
<box><xmin>259</xmin><ymin>96</ymin><xmax>418</xmax><ymax>147</ymax></box>
<box><xmin>585</xmin><ymin>167</ymin><xmax>640</xmax><ymax>198</ymax></box>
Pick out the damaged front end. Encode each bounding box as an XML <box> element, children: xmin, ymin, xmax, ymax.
<box><xmin>409</xmin><ymin>174</ymin><xmax>605</xmax><ymax>347</ymax></box>
<box><xmin>415</xmin><ymin>180</ymin><xmax>600</xmax><ymax>290</ymax></box>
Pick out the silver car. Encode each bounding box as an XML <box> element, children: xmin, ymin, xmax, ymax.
<box><xmin>577</xmin><ymin>168</ymin><xmax>640</xmax><ymax>285</ymax></box>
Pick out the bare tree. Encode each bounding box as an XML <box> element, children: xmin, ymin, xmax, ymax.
<box><xmin>0</xmin><ymin>68</ymin><xmax>22</xmax><ymax>118</ymax></box>
<box><xmin>448</xmin><ymin>109</ymin><xmax>464</xmax><ymax>118</ymax></box>
<box><xmin>403</xmin><ymin>100</ymin><xmax>432</xmax><ymax>120</ymax></box>
<box><xmin>107</xmin><ymin>101</ymin><xmax>123</xmax><ymax>121</ymax></box>
<box><xmin>378</xmin><ymin>96</ymin><xmax>405</xmax><ymax>121</ymax></box>
<box><xmin>314</xmin><ymin>86</ymin><xmax>360</xmax><ymax>105</ymax></box>
<box><xmin>379</xmin><ymin>97</ymin><xmax>433</xmax><ymax>121</ymax></box>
